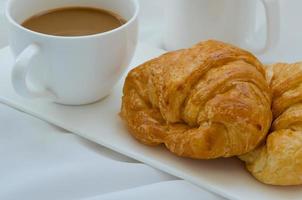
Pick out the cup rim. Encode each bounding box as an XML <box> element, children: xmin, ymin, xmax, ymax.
<box><xmin>5</xmin><ymin>0</ymin><xmax>139</xmax><ymax>40</ymax></box>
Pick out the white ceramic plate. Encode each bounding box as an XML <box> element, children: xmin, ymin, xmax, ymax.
<box><xmin>0</xmin><ymin>44</ymin><xmax>301</xmax><ymax>200</ymax></box>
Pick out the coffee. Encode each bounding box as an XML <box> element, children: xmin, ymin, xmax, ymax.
<box><xmin>22</xmin><ymin>7</ymin><xmax>125</xmax><ymax>36</ymax></box>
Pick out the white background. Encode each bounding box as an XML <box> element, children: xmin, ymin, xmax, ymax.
<box><xmin>1</xmin><ymin>0</ymin><xmax>302</xmax><ymax>199</ymax></box>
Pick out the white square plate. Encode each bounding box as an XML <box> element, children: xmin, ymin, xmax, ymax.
<box><xmin>0</xmin><ymin>44</ymin><xmax>301</xmax><ymax>200</ymax></box>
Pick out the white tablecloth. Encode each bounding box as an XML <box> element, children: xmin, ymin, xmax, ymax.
<box><xmin>2</xmin><ymin>0</ymin><xmax>302</xmax><ymax>199</ymax></box>
<box><xmin>0</xmin><ymin>0</ymin><xmax>223</xmax><ymax>199</ymax></box>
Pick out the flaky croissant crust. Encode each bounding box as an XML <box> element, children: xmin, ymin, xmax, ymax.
<box><xmin>240</xmin><ymin>63</ymin><xmax>302</xmax><ymax>185</ymax></box>
<box><xmin>121</xmin><ymin>40</ymin><xmax>272</xmax><ymax>159</ymax></box>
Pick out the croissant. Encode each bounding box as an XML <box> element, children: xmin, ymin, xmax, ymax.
<box><xmin>121</xmin><ymin>40</ymin><xmax>272</xmax><ymax>159</ymax></box>
<box><xmin>240</xmin><ymin>62</ymin><xmax>302</xmax><ymax>185</ymax></box>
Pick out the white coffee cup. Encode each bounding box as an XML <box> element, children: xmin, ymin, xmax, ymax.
<box><xmin>163</xmin><ymin>0</ymin><xmax>280</xmax><ymax>54</ymax></box>
<box><xmin>6</xmin><ymin>0</ymin><xmax>139</xmax><ymax>105</ymax></box>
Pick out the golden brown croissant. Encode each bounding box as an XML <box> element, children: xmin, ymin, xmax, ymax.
<box><xmin>121</xmin><ymin>40</ymin><xmax>272</xmax><ymax>159</ymax></box>
<box><xmin>240</xmin><ymin>62</ymin><xmax>302</xmax><ymax>185</ymax></box>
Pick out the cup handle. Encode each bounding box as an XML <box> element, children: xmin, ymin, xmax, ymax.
<box><xmin>11</xmin><ymin>43</ymin><xmax>56</xmax><ymax>100</ymax></box>
<box><xmin>251</xmin><ymin>0</ymin><xmax>280</xmax><ymax>54</ymax></box>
